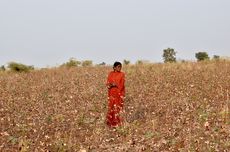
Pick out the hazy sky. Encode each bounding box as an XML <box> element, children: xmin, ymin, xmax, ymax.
<box><xmin>0</xmin><ymin>0</ymin><xmax>230</xmax><ymax>67</ymax></box>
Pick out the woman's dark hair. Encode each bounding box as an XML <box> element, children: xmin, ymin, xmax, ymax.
<box><xmin>113</xmin><ymin>61</ymin><xmax>122</xmax><ymax>68</ymax></box>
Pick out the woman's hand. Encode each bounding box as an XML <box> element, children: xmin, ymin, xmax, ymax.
<box><xmin>107</xmin><ymin>83</ymin><xmax>117</xmax><ymax>89</ymax></box>
<box><xmin>120</xmin><ymin>96</ymin><xmax>125</xmax><ymax>100</ymax></box>
<box><xmin>111</xmin><ymin>83</ymin><xmax>117</xmax><ymax>87</ymax></box>
<box><xmin>107</xmin><ymin>84</ymin><xmax>111</xmax><ymax>89</ymax></box>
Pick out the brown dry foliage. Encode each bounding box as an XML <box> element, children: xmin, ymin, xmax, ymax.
<box><xmin>0</xmin><ymin>61</ymin><xmax>230</xmax><ymax>151</ymax></box>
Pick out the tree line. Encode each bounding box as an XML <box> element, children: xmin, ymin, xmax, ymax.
<box><xmin>162</xmin><ymin>48</ymin><xmax>220</xmax><ymax>63</ymax></box>
<box><xmin>0</xmin><ymin>48</ymin><xmax>226</xmax><ymax>72</ymax></box>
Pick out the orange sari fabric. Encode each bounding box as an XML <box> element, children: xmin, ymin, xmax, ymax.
<box><xmin>106</xmin><ymin>71</ymin><xmax>125</xmax><ymax>127</ymax></box>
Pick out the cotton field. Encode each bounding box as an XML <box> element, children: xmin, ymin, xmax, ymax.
<box><xmin>0</xmin><ymin>61</ymin><xmax>230</xmax><ymax>151</ymax></box>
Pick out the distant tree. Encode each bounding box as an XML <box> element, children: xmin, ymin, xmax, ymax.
<box><xmin>0</xmin><ymin>65</ymin><xmax>5</xmax><ymax>71</ymax></box>
<box><xmin>220</xmin><ymin>56</ymin><xmax>230</xmax><ymax>61</ymax></box>
<box><xmin>136</xmin><ymin>60</ymin><xmax>143</xmax><ymax>65</ymax></box>
<box><xmin>62</xmin><ymin>58</ymin><xmax>81</xmax><ymax>67</ymax></box>
<box><xmin>7</xmin><ymin>62</ymin><xmax>34</xmax><ymax>72</ymax></box>
<box><xmin>123</xmin><ymin>59</ymin><xmax>130</xmax><ymax>65</ymax></box>
<box><xmin>135</xmin><ymin>60</ymin><xmax>150</xmax><ymax>65</ymax></box>
<box><xmin>177</xmin><ymin>58</ymin><xmax>187</xmax><ymax>63</ymax></box>
<box><xmin>195</xmin><ymin>52</ymin><xmax>209</xmax><ymax>61</ymax></box>
<box><xmin>82</xmin><ymin>60</ymin><xmax>93</xmax><ymax>67</ymax></box>
<box><xmin>98</xmin><ymin>62</ymin><xmax>106</xmax><ymax>66</ymax></box>
<box><xmin>213</xmin><ymin>55</ymin><xmax>220</xmax><ymax>60</ymax></box>
<box><xmin>162</xmin><ymin>48</ymin><xmax>177</xmax><ymax>63</ymax></box>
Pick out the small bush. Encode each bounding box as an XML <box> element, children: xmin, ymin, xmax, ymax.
<box><xmin>98</xmin><ymin>62</ymin><xmax>106</xmax><ymax>66</ymax></box>
<box><xmin>0</xmin><ymin>65</ymin><xmax>5</xmax><ymax>71</ymax></box>
<box><xmin>136</xmin><ymin>60</ymin><xmax>143</xmax><ymax>65</ymax></box>
<box><xmin>7</xmin><ymin>62</ymin><xmax>34</xmax><ymax>72</ymax></box>
<box><xmin>123</xmin><ymin>59</ymin><xmax>130</xmax><ymax>65</ymax></box>
<box><xmin>213</xmin><ymin>55</ymin><xmax>220</xmax><ymax>60</ymax></box>
<box><xmin>62</xmin><ymin>58</ymin><xmax>81</xmax><ymax>68</ymax></box>
<box><xmin>82</xmin><ymin>60</ymin><xmax>93</xmax><ymax>67</ymax></box>
<box><xmin>135</xmin><ymin>60</ymin><xmax>150</xmax><ymax>65</ymax></box>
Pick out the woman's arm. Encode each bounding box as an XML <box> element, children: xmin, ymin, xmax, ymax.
<box><xmin>106</xmin><ymin>72</ymin><xmax>117</xmax><ymax>89</ymax></box>
<box><xmin>118</xmin><ymin>73</ymin><xmax>125</xmax><ymax>97</ymax></box>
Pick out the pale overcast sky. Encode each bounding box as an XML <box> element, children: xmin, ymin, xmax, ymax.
<box><xmin>0</xmin><ymin>0</ymin><xmax>230</xmax><ymax>67</ymax></box>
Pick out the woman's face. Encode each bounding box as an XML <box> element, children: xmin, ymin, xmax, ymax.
<box><xmin>114</xmin><ymin>65</ymin><xmax>122</xmax><ymax>72</ymax></box>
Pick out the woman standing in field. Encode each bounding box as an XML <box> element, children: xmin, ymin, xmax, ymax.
<box><xmin>106</xmin><ymin>61</ymin><xmax>125</xmax><ymax>127</ymax></box>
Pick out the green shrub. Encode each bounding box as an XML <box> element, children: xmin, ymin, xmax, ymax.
<box><xmin>123</xmin><ymin>59</ymin><xmax>130</xmax><ymax>65</ymax></box>
<box><xmin>195</xmin><ymin>52</ymin><xmax>209</xmax><ymax>61</ymax></box>
<box><xmin>135</xmin><ymin>60</ymin><xmax>143</xmax><ymax>65</ymax></box>
<box><xmin>82</xmin><ymin>60</ymin><xmax>93</xmax><ymax>67</ymax></box>
<box><xmin>62</xmin><ymin>58</ymin><xmax>81</xmax><ymax>68</ymax></box>
<box><xmin>98</xmin><ymin>62</ymin><xmax>106</xmax><ymax>66</ymax></box>
<box><xmin>0</xmin><ymin>65</ymin><xmax>5</xmax><ymax>71</ymax></box>
<box><xmin>7</xmin><ymin>62</ymin><xmax>34</xmax><ymax>72</ymax></box>
<box><xmin>135</xmin><ymin>60</ymin><xmax>150</xmax><ymax>65</ymax></box>
<box><xmin>213</xmin><ymin>55</ymin><xmax>220</xmax><ymax>60</ymax></box>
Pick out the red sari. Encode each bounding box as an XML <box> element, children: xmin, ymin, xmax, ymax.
<box><xmin>106</xmin><ymin>71</ymin><xmax>125</xmax><ymax>127</ymax></box>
